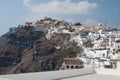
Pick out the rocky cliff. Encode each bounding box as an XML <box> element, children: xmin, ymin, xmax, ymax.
<box><xmin>0</xmin><ymin>18</ymin><xmax>82</xmax><ymax>74</ymax></box>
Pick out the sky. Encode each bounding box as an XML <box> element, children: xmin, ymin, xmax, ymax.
<box><xmin>0</xmin><ymin>0</ymin><xmax>120</xmax><ymax>35</ymax></box>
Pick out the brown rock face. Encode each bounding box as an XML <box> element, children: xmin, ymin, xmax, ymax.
<box><xmin>0</xmin><ymin>18</ymin><xmax>82</xmax><ymax>75</ymax></box>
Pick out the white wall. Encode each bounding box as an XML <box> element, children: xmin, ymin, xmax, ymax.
<box><xmin>114</xmin><ymin>42</ymin><xmax>120</xmax><ymax>51</ymax></box>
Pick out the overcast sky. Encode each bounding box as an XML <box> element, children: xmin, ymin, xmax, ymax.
<box><xmin>0</xmin><ymin>0</ymin><xmax>120</xmax><ymax>35</ymax></box>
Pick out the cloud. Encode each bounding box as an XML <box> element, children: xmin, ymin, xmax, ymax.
<box><xmin>84</xmin><ymin>19</ymin><xmax>98</xmax><ymax>26</ymax></box>
<box><xmin>23</xmin><ymin>0</ymin><xmax>31</xmax><ymax>6</ymax></box>
<box><xmin>23</xmin><ymin>0</ymin><xmax>97</xmax><ymax>15</ymax></box>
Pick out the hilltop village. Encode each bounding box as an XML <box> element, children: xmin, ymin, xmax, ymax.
<box><xmin>0</xmin><ymin>17</ymin><xmax>120</xmax><ymax>74</ymax></box>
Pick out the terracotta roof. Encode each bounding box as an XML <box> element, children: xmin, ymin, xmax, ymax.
<box><xmin>64</xmin><ymin>58</ymin><xmax>83</xmax><ymax>65</ymax></box>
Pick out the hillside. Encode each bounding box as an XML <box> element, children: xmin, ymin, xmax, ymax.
<box><xmin>0</xmin><ymin>18</ymin><xmax>82</xmax><ymax>74</ymax></box>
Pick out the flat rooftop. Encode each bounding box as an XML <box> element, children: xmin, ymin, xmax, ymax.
<box><xmin>62</xmin><ymin>74</ymin><xmax>120</xmax><ymax>80</ymax></box>
<box><xmin>0</xmin><ymin>68</ymin><xmax>120</xmax><ymax>80</ymax></box>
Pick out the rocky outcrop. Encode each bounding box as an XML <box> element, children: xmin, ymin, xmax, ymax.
<box><xmin>0</xmin><ymin>18</ymin><xmax>82</xmax><ymax>75</ymax></box>
<box><xmin>0</xmin><ymin>37</ymin><xmax>7</xmax><ymax>45</ymax></box>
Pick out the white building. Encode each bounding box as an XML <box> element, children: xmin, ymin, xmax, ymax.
<box><xmin>113</xmin><ymin>40</ymin><xmax>120</xmax><ymax>51</ymax></box>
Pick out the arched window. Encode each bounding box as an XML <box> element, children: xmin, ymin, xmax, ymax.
<box><xmin>66</xmin><ymin>65</ymin><xmax>69</xmax><ymax>69</ymax></box>
<box><xmin>71</xmin><ymin>66</ymin><xmax>74</xmax><ymax>69</ymax></box>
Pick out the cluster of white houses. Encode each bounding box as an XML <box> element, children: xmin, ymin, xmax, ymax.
<box><xmin>61</xmin><ymin>25</ymin><xmax>120</xmax><ymax>72</ymax></box>
<box><xmin>40</xmin><ymin>18</ymin><xmax>120</xmax><ymax>71</ymax></box>
<box><xmin>9</xmin><ymin>17</ymin><xmax>120</xmax><ymax>72</ymax></box>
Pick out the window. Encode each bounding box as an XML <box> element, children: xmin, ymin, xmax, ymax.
<box><xmin>71</xmin><ymin>66</ymin><xmax>74</xmax><ymax>69</ymax></box>
<box><xmin>102</xmin><ymin>53</ymin><xmax>105</xmax><ymax>57</ymax></box>
<box><xmin>66</xmin><ymin>65</ymin><xmax>69</xmax><ymax>69</ymax></box>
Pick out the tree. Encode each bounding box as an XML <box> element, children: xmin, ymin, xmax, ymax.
<box><xmin>74</xmin><ymin>22</ymin><xmax>82</xmax><ymax>26</ymax></box>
